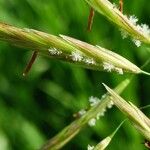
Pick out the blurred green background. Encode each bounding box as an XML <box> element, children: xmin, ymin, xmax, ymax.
<box><xmin>0</xmin><ymin>0</ymin><xmax>150</xmax><ymax>149</ymax></box>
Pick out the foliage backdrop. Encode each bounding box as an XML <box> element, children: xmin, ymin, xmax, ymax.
<box><xmin>0</xmin><ymin>0</ymin><xmax>150</xmax><ymax>149</ymax></box>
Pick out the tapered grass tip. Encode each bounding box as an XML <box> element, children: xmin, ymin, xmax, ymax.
<box><xmin>102</xmin><ymin>83</ymin><xmax>111</xmax><ymax>92</ymax></box>
<box><xmin>141</xmin><ymin>70</ymin><xmax>150</xmax><ymax>76</ymax></box>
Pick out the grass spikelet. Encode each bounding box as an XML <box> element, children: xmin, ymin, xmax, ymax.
<box><xmin>103</xmin><ymin>83</ymin><xmax>150</xmax><ymax>141</ymax></box>
<box><xmin>85</xmin><ymin>0</ymin><xmax>150</xmax><ymax>45</ymax></box>
<box><xmin>60</xmin><ymin>35</ymin><xmax>149</xmax><ymax>75</ymax></box>
<box><xmin>0</xmin><ymin>22</ymin><xmax>148</xmax><ymax>75</ymax></box>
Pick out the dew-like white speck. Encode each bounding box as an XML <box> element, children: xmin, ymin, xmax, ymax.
<box><xmin>96</xmin><ymin>108</ymin><xmax>106</xmax><ymax>120</ymax></box>
<box><xmin>107</xmin><ymin>100</ymin><xmax>114</xmax><ymax>109</ymax></box>
<box><xmin>23</xmin><ymin>28</ymin><xmax>31</xmax><ymax>33</ymax></box>
<box><xmin>71</xmin><ymin>51</ymin><xmax>83</xmax><ymax>61</ymax></box>
<box><xmin>112</xmin><ymin>3</ymin><xmax>118</xmax><ymax>9</ymax></box>
<box><xmin>78</xmin><ymin>109</ymin><xmax>86</xmax><ymax>116</ymax></box>
<box><xmin>140</xmin><ymin>24</ymin><xmax>150</xmax><ymax>36</ymax></box>
<box><xmin>120</xmin><ymin>29</ymin><xmax>128</xmax><ymax>39</ymax></box>
<box><xmin>129</xmin><ymin>15</ymin><xmax>138</xmax><ymax>25</ymax></box>
<box><xmin>115</xmin><ymin>67</ymin><xmax>124</xmax><ymax>75</ymax></box>
<box><xmin>103</xmin><ymin>62</ymin><xmax>115</xmax><ymax>72</ymax></box>
<box><xmin>48</xmin><ymin>48</ymin><xmax>62</xmax><ymax>55</ymax></box>
<box><xmin>96</xmin><ymin>111</ymin><xmax>105</xmax><ymax>120</ymax></box>
<box><xmin>87</xmin><ymin>144</ymin><xmax>95</xmax><ymax>150</ymax></box>
<box><xmin>132</xmin><ymin>39</ymin><xmax>141</xmax><ymax>47</ymax></box>
<box><xmin>101</xmin><ymin>94</ymin><xmax>107</xmax><ymax>99</ymax></box>
<box><xmin>84</xmin><ymin>58</ymin><xmax>95</xmax><ymax>65</ymax></box>
<box><xmin>88</xmin><ymin>118</ymin><xmax>96</xmax><ymax>127</ymax></box>
<box><xmin>89</xmin><ymin>96</ymin><xmax>100</xmax><ymax>106</ymax></box>
<box><xmin>101</xmin><ymin>108</ymin><xmax>106</xmax><ymax>115</ymax></box>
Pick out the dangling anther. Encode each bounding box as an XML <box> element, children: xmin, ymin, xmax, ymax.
<box><xmin>87</xmin><ymin>7</ymin><xmax>95</xmax><ymax>31</ymax></box>
<box><xmin>119</xmin><ymin>0</ymin><xmax>123</xmax><ymax>13</ymax></box>
<box><xmin>23</xmin><ymin>51</ymin><xmax>38</xmax><ymax>76</ymax></box>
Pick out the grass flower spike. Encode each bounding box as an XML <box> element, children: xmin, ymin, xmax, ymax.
<box><xmin>103</xmin><ymin>84</ymin><xmax>150</xmax><ymax>141</ymax></box>
<box><xmin>61</xmin><ymin>35</ymin><xmax>149</xmax><ymax>75</ymax></box>
<box><xmin>0</xmin><ymin>22</ymin><xmax>148</xmax><ymax>75</ymax></box>
<box><xmin>85</xmin><ymin>0</ymin><xmax>150</xmax><ymax>46</ymax></box>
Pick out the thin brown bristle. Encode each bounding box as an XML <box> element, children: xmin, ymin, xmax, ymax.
<box><xmin>87</xmin><ymin>7</ymin><xmax>95</xmax><ymax>31</ymax></box>
<box><xmin>23</xmin><ymin>51</ymin><xmax>38</xmax><ymax>76</ymax></box>
<box><xmin>119</xmin><ymin>0</ymin><xmax>123</xmax><ymax>13</ymax></box>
